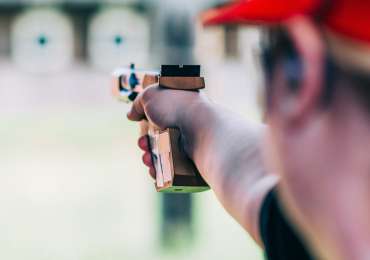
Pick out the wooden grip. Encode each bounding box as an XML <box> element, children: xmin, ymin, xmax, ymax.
<box><xmin>140</xmin><ymin>69</ymin><xmax>209</xmax><ymax>193</ymax></box>
<box><xmin>159</xmin><ymin>76</ymin><xmax>205</xmax><ymax>90</ymax></box>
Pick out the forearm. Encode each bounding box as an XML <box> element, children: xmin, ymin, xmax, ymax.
<box><xmin>179</xmin><ymin>101</ymin><xmax>278</xmax><ymax>243</ymax></box>
<box><xmin>128</xmin><ymin>85</ymin><xmax>277</xmax><ymax>242</ymax></box>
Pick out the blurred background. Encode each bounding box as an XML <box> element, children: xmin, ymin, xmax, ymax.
<box><xmin>0</xmin><ymin>0</ymin><xmax>263</xmax><ymax>259</ymax></box>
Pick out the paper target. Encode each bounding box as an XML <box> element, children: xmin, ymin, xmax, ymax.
<box><xmin>88</xmin><ymin>7</ymin><xmax>150</xmax><ymax>71</ymax></box>
<box><xmin>11</xmin><ymin>8</ymin><xmax>74</xmax><ymax>73</ymax></box>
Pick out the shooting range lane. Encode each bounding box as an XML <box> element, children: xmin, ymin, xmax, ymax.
<box><xmin>0</xmin><ymin>59</ymin><xmax>261</xmax><ymax>260</ymax></box>
<box><xmin>0</xmin><ymin>1</ymin><xmax>262</xmax><ymax>259</ymax></box>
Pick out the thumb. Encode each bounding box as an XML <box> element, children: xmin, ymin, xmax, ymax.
<box><xmin>127</xmin><ymin>93</ymin><xmax>146</xmax><ymax>121</ymax></box>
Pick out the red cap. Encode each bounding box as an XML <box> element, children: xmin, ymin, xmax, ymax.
<box><xmin>201</xmin><ymin>0</ymin><xmax>370</xmax><ymax>44</ymax></box>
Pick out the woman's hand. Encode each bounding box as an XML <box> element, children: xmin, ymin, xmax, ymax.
<box><xmin>128</xmin><ymin>83</ymin><xmax>211</xmax><ymax>177</ymax></box>
<box><xmin>127</xmin><ymin>83</ymin><xmax>209</xmax><ymax>131</ymax></box>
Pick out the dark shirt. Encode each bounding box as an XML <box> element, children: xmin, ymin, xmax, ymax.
<box><xmin>259</xmin><ymin>189</ymin><xmax>313</xmax><ymax>260</ymax></box>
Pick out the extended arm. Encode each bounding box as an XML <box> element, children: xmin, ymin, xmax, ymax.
<box><xmin>128</xmin><ymin>85</ymin><xmax>278</xmax><ymax>244</ymax></box>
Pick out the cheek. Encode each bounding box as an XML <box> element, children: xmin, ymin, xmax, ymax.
<box><xmin>264</xmin><ymin>116</ymin><xmax>304</xmax><ymax>184</ymax></box>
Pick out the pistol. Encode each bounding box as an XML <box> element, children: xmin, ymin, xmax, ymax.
<box><xmin>112</xmin><ymin>64</ymin><xmax>209</xmax><ymax>193</ymax></box>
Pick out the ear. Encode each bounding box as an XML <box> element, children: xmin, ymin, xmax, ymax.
<box><xmin>282</xmin><ymin>16</ymin><xmax>326</xmax><ymax>124</ymax></box>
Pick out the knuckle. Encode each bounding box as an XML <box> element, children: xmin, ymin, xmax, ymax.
<box><xmin>141</xmin><ymin>84</ymin><xmax>159</xmax><ymax>102</ymax></box>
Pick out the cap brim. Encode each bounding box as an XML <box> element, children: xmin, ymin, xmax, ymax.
<box><xmin>201</xmin><ymin>0</ymin><xmax>319</xmax><ymax>26</ymax></box>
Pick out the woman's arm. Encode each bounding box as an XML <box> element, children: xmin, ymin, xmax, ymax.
<box><xmin>128</xmin><ymin>85</ymin><xmax>278</xmax><ymax>244</ymax></box>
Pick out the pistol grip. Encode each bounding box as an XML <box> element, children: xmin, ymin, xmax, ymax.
<box><xmin>142</xmin><ymin>65</ymin><xmax>209</xmax><ymax>193</ymax></box>
<box><xmin>147</xmin><ymin>125</ymin><xmax>209</xmax><ymax>193</ymax></box>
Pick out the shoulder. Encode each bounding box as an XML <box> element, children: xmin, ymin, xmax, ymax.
<box><xmin>259</xmin><ymin>188</ymin><xmax>313</xmax><ymax>260</ymax></box>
